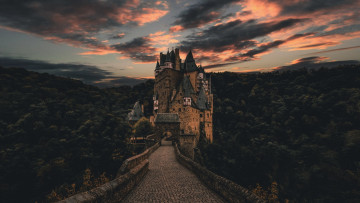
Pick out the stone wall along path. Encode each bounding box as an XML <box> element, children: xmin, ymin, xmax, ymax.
<box><xmin>122</xmin><ymin>140</ymin><xmax>224</xmax><ymax>202</ymax></box>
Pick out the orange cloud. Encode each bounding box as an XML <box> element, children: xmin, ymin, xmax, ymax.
<box><xmin>290</xmin><ymin>56</ymin><xmax>329</xmax><ymax>65</ymax></box>
<box><xmin>169</xmin><ymin>25</ymin><xmax>184</xmax><ymax>33</ymax></box>
<box><xmin>134</xmin><ymin>8</ymin><xmax>168</xmax><ymax>26</ymax></box>
<box><xmin>148</xmin><ymin>31</ymin><xmax>180</xmax><ymax>45</ymax></box>
<box><xmin>243</xmin><ymin>0</ymin><xmax>281</xmax><ymax>19</ymax></box>
<box><xmin>78</xmin><ymin>49</ymin><xmax>118</xmax><ymax>55</ymax></box>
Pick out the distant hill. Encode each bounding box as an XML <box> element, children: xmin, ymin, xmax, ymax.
<box><xmin>200</xmin><ymin>65</ymin><xmax>360</xmax><ymax>202</ymax></box>
<box><xmin>0</xmin><ymin>66</ymin><xmax>153</xmax><ymax>202</ymax></box>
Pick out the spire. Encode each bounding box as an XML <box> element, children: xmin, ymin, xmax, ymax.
<box><xmin>198</xmin><ymin>65</ymin><xmax>205</xmax><ymax>73</ymax></box>
<box><xmin>155</xmin><ymin>60</ymin><xmax>160</xmax><ymax>70</ymax></box>
<box><xmin>184</xmin><ymin>49</ymin><xmax>198</xmax><ymax>72</ymax></box>
<box><xmin>185</xmin><ymin>50</ymin><xmax>195</xmax><ymax>62</ymax></box>
<box><xmin>128</xmin><ymin>101</ymin><xmax>144</xmax><ymax>121</ymax></box>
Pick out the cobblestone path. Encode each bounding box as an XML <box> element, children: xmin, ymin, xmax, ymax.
<box><xmin>122</xmin><ymin>140</ymin><xmax>224</xmax><ymax>202</ymax></box>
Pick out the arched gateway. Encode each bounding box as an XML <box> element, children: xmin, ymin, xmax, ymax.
<box><xmin>154</xmin><ymin>113</ymin><xmax>180</xmax><ymax>141</ymax></box>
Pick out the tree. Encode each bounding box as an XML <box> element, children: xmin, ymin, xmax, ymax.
<box><xmin>133</xmin><ymin>117</ymin><xmax>153</xmax><ymax>138</ymax></box>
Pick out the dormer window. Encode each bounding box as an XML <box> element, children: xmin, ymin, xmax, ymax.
<box><xmin>184</xmin><ymin>97</ymin><xmax>191</xmax><ymax>106</ymax></box>
<box><xmin>198</xmin><ymin>73</ymin><xmax>204</xmax><ymax>79</ymax></box>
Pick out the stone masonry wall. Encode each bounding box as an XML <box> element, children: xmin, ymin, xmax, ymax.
<box><xmin>58</xmin><ymin>142</ymin><xmax>160</xmax><ymax>203</ymax></box>
<box><xmin>154</xmin><ymin>69</ymin><xmax>182</xmax><ymax>113</ymax></box>
<box><xmin>174</xmin><ymin>143</ymin><xmax>265</xmax><ymax>203</ymax></box>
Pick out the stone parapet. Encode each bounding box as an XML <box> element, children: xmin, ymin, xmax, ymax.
<box><xmin>58</xmin><ymin>141</ymin><xmax>160</xmax><ymax>203</ymax></box>
<box><xmin>174</xmin><ymin>143</ymin><xmax>265</xmax><ymax>203</ymax></box>
<box><xmin>58</xmin><ymin>160</ymin><xmax>149</xmax><ymax>203</ymax></box>
<box><xmin>117</xmin><ymin>142</ymin><xmax>160</xmax><ymax>175</ymax></box>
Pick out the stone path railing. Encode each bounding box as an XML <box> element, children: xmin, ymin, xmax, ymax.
<box><xmin>58</xmin><ymin>142</ymin><xmax>160</xmax><ymax>203</ymax></box>
<box><xmin>174</xmin><ymin>143</ymin><xmax>265</xmax><ymax>203</ymax></box>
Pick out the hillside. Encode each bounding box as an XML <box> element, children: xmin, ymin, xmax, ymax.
<box><xmin>200</xmin><ymin>65</ymin><xmax>360</xmax><ymax>202</ymax></box>
<box><xmin>2</xmin><ymin>65</ymin><xmax>360</xmax><ymax>202</ymax></box>
<box><xmin>0</xmin><ymin>66</ymin><xmax>154</xmax><ymax>202</ymax></box>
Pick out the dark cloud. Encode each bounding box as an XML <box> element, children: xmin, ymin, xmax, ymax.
<box><xmin>306</xmin><ymin>45</ymin><xmax>360</xmax><ymax>55</ymax></box>
<box><xmin>180</xmin><ymin>18</ymin><xmax>306</xmax><ymax>52</ymax></box>
<box><xmin>111</xmin><ymin>37</ymin><xmax>157</xmax><ymax>63</ymax></box>
<box><xmin>0</xmin><ymin>0</ymin><xmax>167</xmax><ymax>49</ymax></box>
<box><xmin>276</xmin><ymin>0</ymin><xmax>358</xmax><ymax>16</ymax></box>
<box><xmin>0</xmin><ymin>57</ymin><xmax>145</xmax><ymax>87</ymax></box>
<box><xmin>274</xmin><ymin>56</ymin><xmax>360</xmax><ymax>72</ymax></box>
<box><xmin>172</xmin><ymin>0</ymin><xmax>241</xmax><ymax>30</ymax></box>
<box><xmin>225</xmin><ymin>33</ymin><xmax>313</xmax><ymax>62</ymax></box>
<box><xmin>111</xmin><ymin>33</ymin><xmax>126</xmax><ymax>40</ymax></box>
<box><xmin>298</xmin><ymin>42</ymin><xmax>339</xmax><ymax>49</ymax></box>
<box><xmin>317</xmin><ymin>24</ymin><xmax>360</xmax><ymax>37</ymax></box>
<box><xmin>204</xmin><ymin>61</ymin><xmax>242</xmax><ymax>69</ymax></box>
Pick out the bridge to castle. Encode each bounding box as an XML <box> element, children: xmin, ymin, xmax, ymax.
<box><xmin>60</xmin><ymin>138</ymin><xmax>263</xmax><ymax>203</ymax></box>
<box><xmin>121</xmin><ymin>139</ymin><xmax>224</xmax><ymax>202</ymax></box>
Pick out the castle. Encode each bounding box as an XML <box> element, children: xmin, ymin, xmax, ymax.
<box><xmin>152</xmin><ymin>48</ymin><xmax>213</xmax><ymax>151</ymax></box>
<box><xmin>128</xmin><ymin>48</ymin><xmax>213</xmax><ymax>157</ymax></box>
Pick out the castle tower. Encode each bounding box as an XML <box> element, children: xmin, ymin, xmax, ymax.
<box><xmin>153</xmin><ymin>48</ymin><xmax>213</xmax><ymax>157</ymax></box>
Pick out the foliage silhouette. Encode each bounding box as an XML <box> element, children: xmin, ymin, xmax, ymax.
<box><xmin>200</xmin><ymin>65</ymin><xmax>360</xmax><ymax>202</ymax></box>
<box><xmin>0</xmin><ymin>66</ymin><xmax>154</xmax><ymax>202</ymax></box>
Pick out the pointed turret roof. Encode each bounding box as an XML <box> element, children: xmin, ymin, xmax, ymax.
<box><xmin>128</xmin><ymin>101</ymin><xmax>144</xmax><ymax>121</ymax></box>
<box><xmin>198</xmin><ymin>65</ymin><xmax>205</xmax><ymax>73</ymax></box>
<box><xmin>185</xmin><ymin>50</ymin><xmax>195</xmax><ymax>62</ymax></box>
<box><xmin>155</xmin><ymin>60</ymin><xmax>160</xmax><ymax>70</ymax></box>
<box><xmin>197</xmin><ymin>86</ymin><xmax>208</xmax><ymax>110</ymax></box>
<box><xmin>183</xmin><ymin>50</ymin><xmax>198</xmax><ymax>72</ymax></box>
<box><xmin>181</xmin><ymin>76</ymin><xmax>195</xmax><ymax>97</ymax></box>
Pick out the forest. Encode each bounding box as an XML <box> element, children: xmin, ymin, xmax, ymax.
<box><xmin>0</xmin><ymin>66</ymin><xmax>154</xmax><ymax>202</ymax></box>
<box><xmin>199</xmin><ymin>65</ymin><xmax>360</xmax><ymax>202</ymax></box>
<box><xmin>1</xmin><ymin>65</ymin><xmax>360</xmax><ymax>202</ymax></box>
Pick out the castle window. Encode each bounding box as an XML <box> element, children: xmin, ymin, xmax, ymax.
<box><xmin>200</xmin><ymin>114</ymin><xmax>203</xmax><ymax>117</ymax></box>
<box><xmin>183</xmin><ymin>97</ymin><xmax>191</xmax><ymax>106</ymax></box>
<box><xmin>208</xmin><ymin>124</ymin><xmax>210</xmax><ymax>127</ymax></box>
<box><xmin>179</xmin><ymin>108</ymin><xmax>181</xmax><ymax>112</ymax></box>
<box><xmin>207</xmin><ymin>113</ymin><xmax>209</xmax><ymax>118</ymax></box>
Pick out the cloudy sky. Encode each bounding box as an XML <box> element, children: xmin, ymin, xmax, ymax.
<box><xmin>0</xmin><ymin>0</ymin><xmax>359</xmax><ymax>86</ymax></box>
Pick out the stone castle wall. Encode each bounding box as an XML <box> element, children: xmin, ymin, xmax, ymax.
<box><xmin>154</xmin><ymin>69</ymin><xmax>182</xmax><ymax>113</ymax></box>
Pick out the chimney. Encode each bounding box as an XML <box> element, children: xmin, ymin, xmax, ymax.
<box><xmin>175</xmin><ymin>48</ymin><xmax>180</xmax><ymax>71</ymax></box>
<box><xmin>141</xmin><ymin>104</ymin><xmax>144</xmax><ymax>114</ymax></box>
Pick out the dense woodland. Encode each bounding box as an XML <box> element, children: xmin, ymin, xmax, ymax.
<box><xmin>1</xmin><ymin>65</ymin><xmax>360</xmax><ymax>202</ymax></box>
<box><xmin>200</xmin><ymin>65</ymin><xmax>360</xmax><ymax>202</ymax></box>
<box><xmin>0</xmin><ymin>67</ymin><xmax>153</xmax><ymax>202</ymax></box>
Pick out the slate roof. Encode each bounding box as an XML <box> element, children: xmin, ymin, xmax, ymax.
<box><xmin>184</xmin><ymin>50</ymin><xmax>198</xmax><ymax>72</ymax></box>
<box><xmin>181</xmin><ymin>76</ymin><xmax>195</xmax><ymax>97</ymax></box>
<box><xmin>128</xmin><ymin>101</ymin><xmax>143</xmax><ymax>121</ymax></box>
<box><xmin>155</xmin><ymin>60</ymin><xmax>160</xmax><ymax>70</ymax></box>
<box><xmin>154</xmin><ymin>113</ymin><xmax>180</xmax><ymax>123</ymax></box>
<box><xmin>197</xmin><ymin>85</ymin><xmax>208</xmax><ymax>110</ymax></box>
<box><xmin>185</xmin><ymin>50</ymin><xmax>195</xmax><ymax>62</ymax></box>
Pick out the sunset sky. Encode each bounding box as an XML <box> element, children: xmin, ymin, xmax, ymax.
<box><xmin>1</xmin><ymin>0</ymin><xmax>359</xmax><ymax>86</ymax></box>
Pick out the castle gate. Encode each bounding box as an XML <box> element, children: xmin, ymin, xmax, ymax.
<box><xmin>154</xmin><ymin>113</ymin><xmax>180</xmax><ymax>141</ymax></box>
